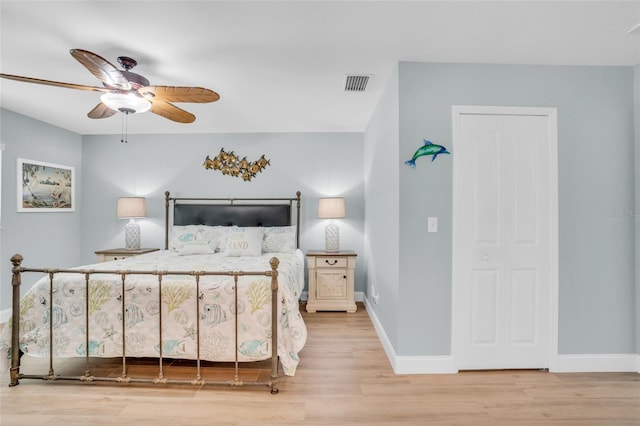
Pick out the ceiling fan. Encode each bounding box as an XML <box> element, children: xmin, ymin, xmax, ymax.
<box><xmin>0</xmin><ymin>48</ymin><xmax>220</xmax><ymax>123</ymax></box>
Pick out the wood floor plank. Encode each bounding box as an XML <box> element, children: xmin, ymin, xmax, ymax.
<box><xmin>1</xmin><ymin>303</ymin><xmax>638</xmax><ymax>425</ymax></box>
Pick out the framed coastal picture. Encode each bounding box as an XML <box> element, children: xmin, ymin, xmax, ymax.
<box><xmin>17</xmin><ymin>158</ymin><xmax>75</xmax><ymax>212</ymax></box>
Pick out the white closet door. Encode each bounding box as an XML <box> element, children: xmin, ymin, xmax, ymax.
<box><xmin>453</xmin><ymin>106</ymin><xmax>558</xmax><ymax>370</ymax></box>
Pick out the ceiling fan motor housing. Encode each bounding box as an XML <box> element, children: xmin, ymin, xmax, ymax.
<box><xmin>117</xmin><ymin>56</ymin><xmax>137</xmax><ymax>70</ymax></box>
<box><xmin>120</xmin><ymin>70</ymin><xmax>150</xmax><ymax>89</ymax></box>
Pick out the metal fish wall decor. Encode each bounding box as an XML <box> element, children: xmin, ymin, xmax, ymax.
<box><xmin>203</xmin><ymin>148</ymin><xmax>270</xmax><ymax>182</ymax></box>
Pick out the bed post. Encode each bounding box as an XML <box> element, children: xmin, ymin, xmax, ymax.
<box><xmin>295</xmin><ymin>191</ymin><xmax>301</xmax><ymax>249</ymax></box>
<box><xmin>164</xmin><ymin>191</ymin><xmax>171</xmax><ymax>250</ymax></box>
<box><xmin>9</xmin><ymin>254</ymin><xmax>23</xmax><ymax>387</ymax></box>
<box><xmin>269</xmin><ymin>257</ymin><xmax>279</xmax><ymax>394</ymax></box>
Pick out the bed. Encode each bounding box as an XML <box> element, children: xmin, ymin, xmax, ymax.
<box><xmin>3</xmin><ymin>191</ymin><xmax>306</xmax><ymax>392</ymax></box>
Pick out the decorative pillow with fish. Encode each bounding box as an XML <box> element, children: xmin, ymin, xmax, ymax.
<box><xmin>170</xmin><ymin>225</ymin><xmax>200</xmax><ymax>251</ymax></box>
<box><xmin>262</xmin><ymin>226</ymin><xmax>296</xmax><ymax>253</ymax></box>
<box><xmin>222</xmin><ymin>226</ymin><xmax>263</xmax><ymax>256</ymax></box>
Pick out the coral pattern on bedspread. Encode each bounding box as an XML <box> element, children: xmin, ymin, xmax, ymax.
<box><xmin>1</xmin><ymin>250</ymin><xmax>307</xmax><ymax>376</ymax></box>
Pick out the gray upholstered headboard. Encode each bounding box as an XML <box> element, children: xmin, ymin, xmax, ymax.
<box><xmin>164</xmin><ymin>191</ymin><xmax>301</xmax><ymax>250</ymax></box>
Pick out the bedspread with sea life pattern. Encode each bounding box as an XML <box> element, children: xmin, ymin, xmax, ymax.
<box><xmin>1</xmin><ymin>250</ymin><xmax>307</xmax><ymax>376</ymax></box>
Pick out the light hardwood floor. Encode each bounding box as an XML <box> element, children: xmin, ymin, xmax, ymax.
<box><xmin>1</xmin><ymin>303</ymin><xmax>639</xmax><ymax>425</ymax></box>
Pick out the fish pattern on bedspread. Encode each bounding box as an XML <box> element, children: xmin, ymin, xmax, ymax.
<box><xmin>1</xmin><ymin>250</ymin><xmax>307</xmax><ymax>376</ymax></box>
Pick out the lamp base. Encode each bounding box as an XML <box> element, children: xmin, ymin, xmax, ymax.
<box><xmin>124</xmin><ymin>219</ymin><xmax>141</xmax><ymax>250</ymax></box>
<box><xmin>324</xmin><ymin>223</ymin><xmax>340</xmax><ymax>252</ymax></box>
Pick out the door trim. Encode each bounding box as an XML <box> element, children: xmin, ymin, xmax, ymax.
<box><xmin>451</xmin><ymin>105</ymin><xmax>559</xmax><ymax>371</ymax></box>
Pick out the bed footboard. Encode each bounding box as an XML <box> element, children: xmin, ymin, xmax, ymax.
<box><xmin>8</xmin><ymin>254</ymin><xmax>281</xmax><ymax>393</ymax></box>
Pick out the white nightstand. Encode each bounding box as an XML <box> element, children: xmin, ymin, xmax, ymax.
<box><xmin>95</xmin><ymin>248</ymin><xmax>159</xmax><ymax>263</ymax></box>
<box><xmin>306</xmin><ymin>250</ymin><xmax>357</xmax><ymax>313</ymax></box>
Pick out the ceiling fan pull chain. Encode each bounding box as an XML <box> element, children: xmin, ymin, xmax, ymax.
<box><xmin>121</xmin><ymin>111</ymin><xmax>128</xmax><ymax>143</ymax></box>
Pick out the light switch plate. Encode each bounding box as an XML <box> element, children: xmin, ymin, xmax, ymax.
<box><xmin>428</xmin><ymin>217</ymin><xmax>438</xmax><ymax>232</ymax></box>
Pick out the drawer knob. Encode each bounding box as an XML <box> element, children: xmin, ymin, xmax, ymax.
<box><xmin>325</xmin><ymin>259</ymin><xmax>338</xmax><ymax>265</ymax></box>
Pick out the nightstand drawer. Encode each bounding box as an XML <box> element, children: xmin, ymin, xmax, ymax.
<box><xmin>100</xmin><ymin>255</ymin><xmax>129</xmax><ymax>262</ymax></box>
<box><xmin>315</xmin><ymin>257</ymin><xmax>347</xmax><ymax>268</ymax></box>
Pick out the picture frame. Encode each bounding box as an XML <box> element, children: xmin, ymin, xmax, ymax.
<box><xmin>17</xmin><ymin>158</ymin><xmax>75</xmax><ymax>212</ymax></box>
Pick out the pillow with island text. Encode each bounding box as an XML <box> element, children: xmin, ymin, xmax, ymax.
<box><xmin>222</xmin><ymin>226</ymin><xmax>264</xmax><ymax>257</ymax></box>
<box><xmin>262</xmin><ymin>226</ymin><xmax>297</xmax><ymax>253</ymax></box>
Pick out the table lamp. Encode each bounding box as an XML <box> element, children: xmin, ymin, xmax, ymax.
<box><xmin>117</xmin><ymin>197</ymin><xmax>147</xmax><ymax>250</ymax></box>
<box><xmin>318</xmin><ymin>197</ymin><xmax>345</xmax><ymax>252</ymax></box>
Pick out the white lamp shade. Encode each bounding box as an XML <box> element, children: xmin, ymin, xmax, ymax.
<box><xmin>117</xmin><ymin>197</ymin><xmax>147</xmax><ymax>219</ymax></box>
<box><xmin>318</xmin><ymin>197</ymin><xmax>346</xmax><ymax>219</ymax></box>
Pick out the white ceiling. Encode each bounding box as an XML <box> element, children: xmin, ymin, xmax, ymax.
<box><xmin>1</xmin><ymin>0</ymin><xmax>639</xmax><ymax>135</ymax></box>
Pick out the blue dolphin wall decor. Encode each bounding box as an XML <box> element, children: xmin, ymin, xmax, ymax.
<box><xmin>405</xmin><ymin>140</ymin><xmax>450</xmax><ymax>168</ymax></box>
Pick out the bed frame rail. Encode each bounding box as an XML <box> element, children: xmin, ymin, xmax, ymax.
<box><xmin>9</xmin><ymin>254</ymin><xmax>281</xmax><ymax>393</ymax></box>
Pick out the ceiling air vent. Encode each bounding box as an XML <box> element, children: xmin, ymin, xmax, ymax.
<box><xmin>344</xmin><ymin>75</ymin><xmax>370</xmax><ymax>92</ymax></box>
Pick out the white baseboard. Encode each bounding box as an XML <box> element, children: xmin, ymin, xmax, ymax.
<box><xmin>363</xmin><ymin>297</ymin><xmax>456</xmax><ymax>374</ymax></box>
<box><xmin>552</xmin><ymin>353</ymin><xmax>640</xmax><ymax>373</ymax></box>
<box><xmin>363</xmin><ymin>298</ymin><xmax>640</xmax><ymax>375</ymax></box>
<box><xmin>362</xmin><ymin>297</ymin><xmax>398</xmax><ymax>371</ymax></box>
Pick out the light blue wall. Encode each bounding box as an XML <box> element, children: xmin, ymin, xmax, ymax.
<box><xmin>363</xmin><ymin>66</ymin><xmax>400</xmax><ymax>348</ymax></box>
<box><xmin>81</xmin><ymin>132</ymin><xmax>365</xmax><ymax>294</ymax></box>
<box><xmin>0</xmin><ymin>110</ymin><xmax>365</xmax><ymax>310</ymax></box>
<box><xmin>363</xmin><ymin>63</ymin><xmax>637</xmax><ymax>359</ymax></box>
<box><xmin>0</xmin><ymin>108</ymin><xmax>83</xmax><ymax>310</ymax></box>
<box><xmin>393</xmin><ymin>62</ymin><xmax>635</xmax><ymax>356</ymax></box>
<box><xmin>636</xmin><ymin>64</ymin><xmax>640</xmax><ymax>356</ymax></box>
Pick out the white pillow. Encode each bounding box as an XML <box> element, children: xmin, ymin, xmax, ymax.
<box><xmin>222</xmin><ymin>227</ymin><xmax>264</xmax><ymax>257</ymax></box>
<box><xmin>178</xmin><ymin>242</ymin><xmax>214</xmax><ymax>256</ymax></box>
<box><xmin>199</xmin><ymin>225</ymin><xmax>230</xmax><ymax>252</ymax></box>
<box><xmin>262</xmin><ymin>226</ymin><xmax>297</xmax><ymax>253</ymax></box>
<box><xmin>170</xmin><ymin>225</ymin><xmax>200</xmax><ymax>252</ymax></box>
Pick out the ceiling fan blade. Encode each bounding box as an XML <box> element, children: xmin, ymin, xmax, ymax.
<box><xmin>150</xmin><ymin>100</ymin><xmax>196</xmax><ymax>123</ymax></box>
<box><xmin>87</xmin><ymin>103</ymin><xmax>117</xmax><ymax>119</ymax></box>
<box><xmin>70</xmin><ymin>48</ymin><xmax>131</xmax><ymax>90</ymax></box>
<box><xmin>140</xmin><ymin>86</ymin><xmax>220</xmax><ymax>103</ymax></box>
<box><xmin>0</xmin><ymin>73</ymin><xmax>109</xmax><ymax>92</ymax></box>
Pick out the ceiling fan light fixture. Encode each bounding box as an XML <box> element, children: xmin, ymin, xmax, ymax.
<box><xmin>2</xmin><ymin>49</ymin><xmax>218</xmax><ymax>123</ymax></box>
<box><xmin>100</xmin><ymin>92</ymin><xmax>151</xmax><ymax>114</ymax></box>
